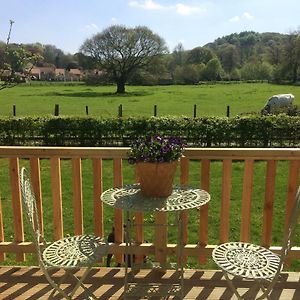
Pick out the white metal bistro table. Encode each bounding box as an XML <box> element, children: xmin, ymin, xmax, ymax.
<box><xmin>101</xmin><ymin>184</ymin><xmax>210</xmax><ymax>299</ymax></box>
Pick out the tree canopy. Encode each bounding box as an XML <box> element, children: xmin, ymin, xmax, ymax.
<box><xmin>80</xmin><ymin>25</ymin><xmax>168</xmax><ymax>93</ymax></box>
<box><xmin>0</xmin><ymin>21</ymin><xmax>41</xmax><ymax>90</ymax></box>
<box><xmin>1</xmin><ymin>27</ymin><xmax>300</xmax><ymax>86</ymax></box>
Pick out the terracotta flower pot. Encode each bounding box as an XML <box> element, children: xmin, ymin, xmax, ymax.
<box><xmin>136</xmin><ymin>161</ymin><xmax>178</xmax><ymax>198</ymax></box>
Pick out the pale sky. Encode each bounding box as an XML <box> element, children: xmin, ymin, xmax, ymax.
<box><xmin>0</xmin><ymin>0</ymin><xmax>299</xmax><ymax>54</ymax></box>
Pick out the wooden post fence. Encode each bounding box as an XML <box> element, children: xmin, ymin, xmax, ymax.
<box><xmin>154</xmin><ymin>105</ymin><xmax>157</xmax><ymax>116</ymax></box>
<box><xmin>54</xmin><ymin>104</ymin><xmax>59</xmax><ymax>116</ymax></box>
<box><xmin>118</xmin><ymin>105</ymin><xmax>123</xmax><ymax>117</ymax></box>
<box><xmin>226</xmin><ymin>105</ymin><xmax>230</xmax><ymax>117</ymax></box>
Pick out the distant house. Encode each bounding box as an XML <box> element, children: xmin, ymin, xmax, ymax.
<box><xmin>29</xmin><ymin>67</ymin><xmax>87</xmax><ymax>81</ymax></box>
<box><xmin>39</xmin><ymin>67</ymin><xmax>56</xmax><ymax>80</ymax></box>
<box><xmin>30</xmin><ymin>66</ymin><xmax>55</xmax><ymax>80</ymax></box>
<box><xmin>81</xmin><ymin>69</ymin><xmax>106</xmax><ymax>79</ymax></box>
<box><xmin>67</xmin><ymin>69</ymin><xmax>81</xmax><ymax>81</ymax></box>
<box><xmin>55</xmin><ymin>68</ymin><xmax>65</xmax><ymax>81</ymax></box>
<box><xmin>30</xmin><ymin>68</ymin><xmax>41</xmax><ymax>80</ymax></box>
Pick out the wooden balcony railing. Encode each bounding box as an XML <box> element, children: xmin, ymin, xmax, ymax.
<box><xmin>0</xmin><ymin>146</ymin><xmax>299</xmax><ymax>265</ymax></box>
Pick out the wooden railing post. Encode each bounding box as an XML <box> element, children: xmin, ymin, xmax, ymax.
<box><xmin>220</xmin><ymin>159</ymin><xmax>232</xmax><ymax>243</ymax></box>
<box><xmin>72</xmin><ymin>158</ymin><xmax>83</xmax><ymax>235</ymax></box>
<box><xmin>199</xmin><ymin>159</ymin><xmax>210</xmax><ymax>264</ymax></box>
<box><xmin>93</xmin><ymin>158</ymin><xmax>104</xmax><ymax>237</ymax></box>
<box><xmin>285</xmin><ymin>160</ymin><xmax>300</xmax><ymax>231</ymax></box>
<box><xmin>50</xmin><ymin>157</ymin><xmax>63</xmax><ymax>240</ymax></box>
<box><xmin>180</xmin><ymin>157</ymin><xmax>189</xmax><ymax>263</ymax></box>
<box><xmin>9</xmin><ymin>158</ymin><xmax>25</xmax><ymax>261</ymax></box>
<box><xmin>134</xmin><ymin>166</ymin><xmax>144</xmax><ymax>264</ymax></box>
<box><xmin>0</xmin><ymin>195</ymin><xmax>5</xmax><ymax>261</ymax></box>
<box><xmin>30</xmin><ymin>157</ymin><xmax>43</xmax><ymax>234</ymax></box>
<box><xmin>240</xmin><ymin>159</ymin><xmax>254</xmax><ymax>242</ymax></box>
<box><xmin>154</xmin><ymin>211</ymin><xmax>167</xmax><ymax>265</ymax></box>
<box><xmin>262</xmin><ymin>160</ymin><xmax>277</xmax><ymax>247</ymax></box>
<box><xmin>113</xmin><ymin>158</ymin><xmax>123</xmax><ymax>264</ymax></box>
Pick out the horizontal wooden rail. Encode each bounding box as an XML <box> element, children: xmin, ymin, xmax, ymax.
<box><xmin>0</xmin><ymin>146</ymin><xmax>299</xmax><ymax>266</ymax></box>
<box><xmin>1</xmin><ymin>241</ymin><xmax>300</xmax><ymax>260</ymax></box>
<box><xmin>0</xmin><ymin>147</ymin><xmax>300</xmax><ymax>160</ymax></box>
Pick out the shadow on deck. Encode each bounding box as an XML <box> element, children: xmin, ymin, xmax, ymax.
<box><xmin>1</xmin><ymin>266</ymin><xmax>300</xmax><ymax>299</ymax></box>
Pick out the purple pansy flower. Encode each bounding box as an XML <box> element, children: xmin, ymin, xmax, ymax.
<box><xmin>128</xmin><ymin>135</ymin><xmax>185</xmax><ymax>164</ymax></box>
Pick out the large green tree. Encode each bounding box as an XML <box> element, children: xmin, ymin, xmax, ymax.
<box><xmin>80</xmin><ymin>25</ymin><xmax>168</xmax><ymax>93</ymax></box>
<box><xmin>0</xmin><ymin>44</ymin><xmax>41</xmax><ymax>90</ymax></box>
<box><xmin>1</xmin><ymin>21</ymin><xmax>41</xmax><ymax>90</ymax></box>
<box><xmin>218</xmin><ymin>44</ymin><xmax>239</xmax><ymax>73</ymax></box>
<box><xmin>203</xmin><ymin>57</ymin><xmax>224</xmax><ymax>81</ymax></box>
<box><xmin>186</xmin><ymin>46</ymin><xmax>214</xmax><ymax>65</ymax></box>
<box><xmin>281</xmin><ymin>32</ymin><xmax>300</xmax><ymax>83</ymax></box>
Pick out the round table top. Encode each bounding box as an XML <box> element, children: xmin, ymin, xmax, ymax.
<box><xmin>100</xmin><ymin>184</ymin><xmax>210</xmax><ymax>212</ymax></box>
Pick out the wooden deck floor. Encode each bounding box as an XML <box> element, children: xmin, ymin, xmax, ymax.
<box><xmin>1</xmin><ymin>266</ymin><xmax>300</xmax><ymax>299</ymax></box>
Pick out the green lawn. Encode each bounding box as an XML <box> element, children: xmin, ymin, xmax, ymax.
<box><xmin>1</xmin><ymin>82</ymin><xmax>299</xmax><ymax>117</ymax></box>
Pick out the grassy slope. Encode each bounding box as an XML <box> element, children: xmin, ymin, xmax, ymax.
<box><xmin>0</xmin><ymin>82</ymin><xmax>299</xmax><ymax>117</ymax></box>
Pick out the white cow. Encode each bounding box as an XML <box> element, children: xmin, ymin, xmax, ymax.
<box><xmin>261</xmin><ymin>93</ymin><xmax>295</xmax><ymax>114</ymax></box>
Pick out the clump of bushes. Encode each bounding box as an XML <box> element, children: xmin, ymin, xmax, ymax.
<box><xmin>0</xmin><ymin>115</ymin><xmax>299</xmax><ymax>147</ymax></box>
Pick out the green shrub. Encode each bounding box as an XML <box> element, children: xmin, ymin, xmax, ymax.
<box><xmin>0</xmin><ymin>115</ymin><xmax>299</xmax><ymax>147</ymax></box>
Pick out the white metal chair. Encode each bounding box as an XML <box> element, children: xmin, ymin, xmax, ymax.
<box><xmin>20</xmin><ymin>167</ymin><xmax>107</xmax><ymax>299</ymax></box>
<box><xmin>212</xmin><ymin>186</ymin><xmax>300</xmax><ymax>300</ymax></box>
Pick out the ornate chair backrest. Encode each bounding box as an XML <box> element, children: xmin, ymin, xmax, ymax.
<box><xmin>20</xmin><ymin>167</ymin><xmax>43</xmax><ymax>256</ymax></box>
<box><xmin>280</xmin><ymin>186</ymin><xmax>300</xmax><ymax>261</ymax></box>
<box><xmin>265</xmin><ymin>185</ymin><xmax>300</xmax><ymax>288</ymax></box>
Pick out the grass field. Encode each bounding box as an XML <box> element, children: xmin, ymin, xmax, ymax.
<box><xmin>1</xmin><ymin>82</ymin><xmax>300</xmax><ymax>117</ymax></box>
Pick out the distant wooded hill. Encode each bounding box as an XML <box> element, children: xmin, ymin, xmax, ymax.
<box><xmin>166</xmin><ymin>31</ymin><xmax>299</xmax><ymax>84</ymax></box>
<box><xmin>1</xmin><ymin>30</ymin><xmax>299</xmax><ymax>84</ymax></box>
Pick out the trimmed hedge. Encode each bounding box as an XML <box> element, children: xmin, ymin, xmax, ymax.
<box><xmin>0</xmin><ymin>115</ymin><xmax>299</xmax><ymax>147</ymax></box>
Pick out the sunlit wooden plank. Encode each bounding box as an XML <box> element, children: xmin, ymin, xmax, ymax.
<box><xmin>50</xmin><ymin>157</ymin><xmax>63</xmax><ymax>240</ymax></box>
<box><xmin>154</xmin><ymin>212</ymin><xmax>168</xmax><ymax>265</ymax></box>
<box><xmin>220</xmin><ymin>159</ymin><xmax>232</xmax><ymax>243</ymax></box>
<box><xmin>93</xmin><ymin>158</ymin><xmax>103</xmax><ymax>237</ymax></box>
<box><xmin>9</xmin><ymin>158</ymin><xmax>25</xmax><ymax>261</ymax></box>
<box><xmin>72</xmin><ymin>158</ymin><xmax>83</xmax><ymax>235</ymax></box>
<box><xmin>285</xmin><ymin>160</ymin><xmax>300</xmax><ymax>230</ymax></box>
<box><xmin>0</xmin><ymin>195</ymin><xmax>5</xmax><ymax>261</ymax></box>
<box><xmin>262</xmin><ymin>160</ymin><xmax>276</xmax><ymax>247</ymax></box>
<box><xmin>113</xmin><ymin>158</ymin><xmax>123</xmax><ymax>263</ymax></box>
<box><xmin>199</xmin><ymin>159</ymin><xmax>210</xmax><ymax>264</ymax></box>
<box><xmin>240</xmin><ymin>159</ymin><xmax>254</xmax><ymax>242</ymax></box>
<box><xmin>29</xmin><ymin>158</ymin><xmax>43</xmax><ymax>234</ymax></box>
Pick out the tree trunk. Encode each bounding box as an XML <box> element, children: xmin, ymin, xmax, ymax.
<box><xmin>116</xmin><ymin>80</ymin><xmax>126</xmax><ymax>94</ymax></box>
<box><xmin>292</xmin><ymin>63</ymin><xmax>298</xmax><ymax>83</ymax></box>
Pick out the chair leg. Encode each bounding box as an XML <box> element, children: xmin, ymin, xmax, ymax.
<box><xmin>222</xmin><ymin>271</ymin><xmax>274</xmax><ymax>300</ymax></box>
<box><xmin>46</xmin><ymin>268</ymin><xmax>96</xmax><ymax>300</ymax></box>
<box><xmin>222</xmin><ymin>271</ymin><xmax>243</xmax><ymax>300</ymax></box>
<box><xmin>69</xmin><ymin>267</ymin><xmax>97</xmax><ymax>299</ymax></box>
<box><xmin>49</xmin><ymin>271</ymin><xmax>70</xmax><ymax>297</ymax></box>
<box><xmin>44</xmin><ymin>270</ymin><xmax>72</xmax><ymax>300</ymax></box>
<box><xmin>257</xmin><ymin>282</ymin><xmax>272</xmax><ymax>300</ymax></box>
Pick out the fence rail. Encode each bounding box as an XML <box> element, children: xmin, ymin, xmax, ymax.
<box><xmin>0</xmin><ymin>147</ymin><xmax>299</xmax><ymax>265</ymax></box>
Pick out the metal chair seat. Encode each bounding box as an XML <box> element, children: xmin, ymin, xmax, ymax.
<box><xmin>43</xmin><ymin>235</ymin><xmax>106</xmax><ymax>269</ymax></box>
<box><xmin>212</xmin><ymin>186</ymin><xmax>300</xmax><ymax>300</ymax></box>
<box><xmin>20</xmin><ymin>167</ymin><xmax>107</xmax><ymax>299</ymax></box>
<box><xmin>212</xmin><ymin>242</ymin><xmax>281</xmax><ymax>280</ymax></box>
